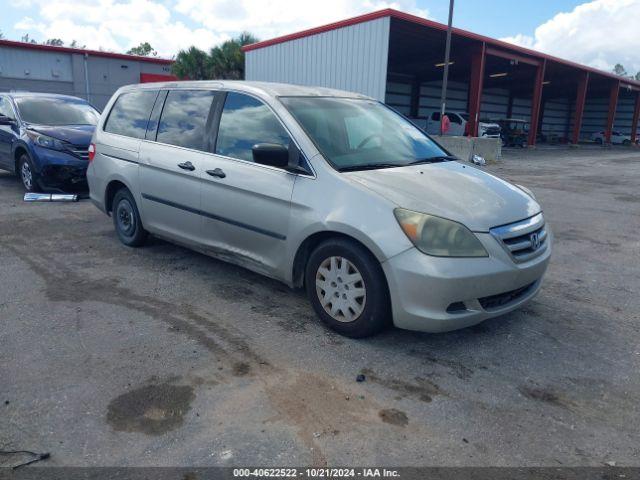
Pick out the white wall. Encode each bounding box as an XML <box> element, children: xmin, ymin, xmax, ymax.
<box><xmin>245</xmin><ymin>17</ymin><xmax>390</xmax><ymax>100</ymax></box>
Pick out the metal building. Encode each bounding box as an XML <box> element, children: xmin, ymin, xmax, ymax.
<box><xmin>0</xmin><ymin>40</ymin><xmax>176</xmax><ymax>110</ymax></box>
<box><xmin>244</xmin><ymin>9</ymin><xmax>640</xmax><ymax>146</ymax></box>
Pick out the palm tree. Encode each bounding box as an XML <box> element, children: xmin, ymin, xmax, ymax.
<box><xmin>172</xmin><ymin>33</ymin><xmax>258</xmax><ymax>80</ymax></box>
<box><xmin>209</xmin><ymin>32</ymin><xmax>258</xmax><ymax>80</ymax></box>
<box><xmin>171</xmin><ymin>46</ymin><xmax>211</xmax><ymax>80</ymax></box>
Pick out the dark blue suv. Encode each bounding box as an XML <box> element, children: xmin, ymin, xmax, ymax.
<box><xmin>0</xmin><ymin>92</ymin><xmax>100</xmax><ymax>192</ymax></box>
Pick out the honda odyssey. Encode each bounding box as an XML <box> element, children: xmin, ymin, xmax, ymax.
<box><xmin>87</xmin><ymin>81</ymin><xmax>551</xmax><ymax>337</ymax></box>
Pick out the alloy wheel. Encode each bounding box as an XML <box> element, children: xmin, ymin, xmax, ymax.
<box><xmin>21</xmin><ymin>161</ymin><xmax>33</xmax><ymax>191</ymax></box>
<box><xmin>315</xmin><ymin>256</ymin><xmax>366</xmax><ymax>323</ymax></box>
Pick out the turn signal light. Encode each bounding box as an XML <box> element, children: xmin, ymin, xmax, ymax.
<box><xmin>88</xmin><ymin>143</ymin><xmax>96</xmax><ymax>162</ymax></box>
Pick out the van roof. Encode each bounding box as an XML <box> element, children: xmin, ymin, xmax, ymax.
<box><xmin>119</xmin><ymin>80</ymin><xmax>372</xmax><ymax>99</ymax></box>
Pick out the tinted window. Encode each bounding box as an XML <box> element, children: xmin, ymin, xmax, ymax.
<box><xmin>15</xmin><ymin>97</ymin><xmax>99</xmax><ymax>125</ymax></box>
<box><xmin>0</xmin><ymin>97</ymin><xmax>15</xmax><ymax>119</ymax></box>
<box><xmin>216</xmin><ymin>92</ymin><xmax>290</xmax><ymax>162</ymax></box>
<box><xmin>156</xmin><ymin>90</ymin><xmax>215</xmax><ymax>150</ymax></box>
<box><xmin>104</xmin><ymin>90</ymin><xmax>158</xmax><ymax>139</ymax></box>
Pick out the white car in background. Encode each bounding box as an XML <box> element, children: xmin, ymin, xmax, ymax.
<box><xmin>591</xmin><ymin>130</ymin><xmax>632</xmax><ymax>145</ymax></box>
<box><xmin>425</xmin><ymin>111</ymin><xmax>501</xmax><ymax>138</ymax></box>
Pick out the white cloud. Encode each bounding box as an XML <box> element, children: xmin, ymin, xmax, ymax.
<box><xmin>174</xmin><ymin>0</ymin><xmax>429</xmax><ymax>41</ymax></box>
<box><xmin>12</xmin><ymin>0</ymin><xmax>428</xmax><ymax>58</ymax></box>
<box><xmin>500</xmin><ymin>0</ymin><xmax>640</xmax><ymax>74</ymax></box>
<box><xmin>13</xmin><ymin>0</ymin><xmax>229</xmax><ymax>57</ymax></box>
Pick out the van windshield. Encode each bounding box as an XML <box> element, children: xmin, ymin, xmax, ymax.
<box><xmin>280</xmin><ymin>97</ymin><xmax>450</xmax><ymax>171</ymax></box>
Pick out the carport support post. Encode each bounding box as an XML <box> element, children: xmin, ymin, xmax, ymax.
<box><xmin>571</xmin><ymin>72</ymin><xmax>589</xmax><ymax>145</ymax></box>
<box><xmin>468</xmin><ymin>43</ymin><xmax>486</xmax><ymax>137</ymax></box>
<box><xmin>528</xmin><ymin>60</ymin><xmax>546</xmax><ymax>147</ymax></box>
<box><xmin>630</xmin><ymin>91</ymin><xmax>640</xmax><ymax>145</ymax></box>
<box><xmin>605</xmin><ymin>80</ymin><xmax>620</xmax><ymax>145</ymax></box>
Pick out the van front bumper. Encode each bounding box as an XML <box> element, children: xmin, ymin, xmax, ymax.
<box><xmin>381</xmin><ymin>231</ymin><xmax>551</xmax><ymax>333</ymax></box>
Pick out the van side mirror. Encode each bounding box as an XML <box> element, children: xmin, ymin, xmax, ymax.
<box><xmin>0</xmin><ymin>115</ymin><xmax>15</xmax><ymax>126</ymax></box>
<box><xmin>252</xmin><ymin>143</ymin><xmax>289</xmax><ymax>168</ymax></box>
<box><xmin>252</xmin><ymin>142</ymin><xmax>310</xmax><ymax>175</ymax></box>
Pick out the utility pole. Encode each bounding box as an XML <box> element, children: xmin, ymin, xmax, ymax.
<box><xmin>439</xmin><ymin>0</ymin><xmax>455</xmax><ymax>135</ymax></box>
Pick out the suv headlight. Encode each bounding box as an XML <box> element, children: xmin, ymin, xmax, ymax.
<box><xmin>27</xmin><ymin>131</ymin><xmax>66</xmax><ymax>151</ymax></box>
<box><xmin>394</xmin><ymin>208</ymin><xmax>488</xmax><ymax>257</ymax></box>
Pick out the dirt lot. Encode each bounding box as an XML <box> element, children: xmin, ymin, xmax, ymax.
<box><xmin>1</xmin><ymin>147</ymin><xmax>638</xmax><ymax>467</ymax></box>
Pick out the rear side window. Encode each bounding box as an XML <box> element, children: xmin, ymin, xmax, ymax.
<box><xmin>156</xmin><ymin>90</ymin><xmax>216</xmax><ymax>150</ymax></box>
<box><xmin>104</xmin><ymin>90</ymin><xmax>158</xmax><ymax>139</ymax></box>
<box><xmin>215</xmin><ymin>92</ymin><xmax>290</xmax><ymax>162</ymax></box>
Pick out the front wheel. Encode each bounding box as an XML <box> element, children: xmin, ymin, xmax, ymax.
<box><xmin>305</xmin><ymin>238</ymin><xmax>390</xmax><ymax>338</ymax></box>
<box><xmin>18</xmin><ymin>154</ymin><xmax>40</xmax><ymax>192</ymax></box>
<box><xmin>112</xmin><ymin>188</ymin><xmax>148</xmax><ymax>247</ymax></box>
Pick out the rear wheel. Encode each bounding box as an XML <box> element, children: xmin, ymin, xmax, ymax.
<box><xmin>112</xmin><ymin>188</ymin><xmax>148</xmax><ymax>247</ymax></box>
<box><xmin>305</xmin><ymin>238</ymin><xmax>390</xmax><ymax>338</ymax></box>
<box><xmin>18</xmin><ymin>154</ymin><xmax>40</xmax><ymax>192</ymax></box>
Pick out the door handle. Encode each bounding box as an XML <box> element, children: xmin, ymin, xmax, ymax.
<box><xmin>206</xmin><ymin>168</ymin><xmax>226</xmax><ymax>179</ymax></box>
<box><xmin>178</xmin><ymin>161</ymin><xmax>195</xmax><ymax>171</ymax></box>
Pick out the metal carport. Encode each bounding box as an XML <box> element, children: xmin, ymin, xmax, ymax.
<box><xmin>244</xmin><ymin>9</ymin><xmax>640</xmax><ymax>146</ymax></box>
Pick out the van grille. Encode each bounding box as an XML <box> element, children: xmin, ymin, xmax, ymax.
<box><xmin>490</xmin><ymin>213</ymin><xmax>547</xmax><ymax>263</ymax></box>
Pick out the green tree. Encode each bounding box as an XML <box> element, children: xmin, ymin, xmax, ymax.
<box><xmin>21</xmin><ymin>33</ymin><xmax>37</xmax><ymax>44</ymax></box>
<box><xmin>0</xmin><ymin>30</ymin><xmax>4</xmax><ymax>40</ymax></box>
<box><xmin>172</xmin><ymin>33</ymin><xmax>258</xmax><ymax>80</ymax></box>
<box><xmin>70</xmin><ymin>40</ymin><xmax>86</xmax><ymax>49</ymax></box>
<box><xmin>45</xmin><ymin>38</ymin><xmax>64</xmax><ymax>46</ymax></box>
<box><xmin>635</xmin><ymin>71</ymin><xmax>640</xmax><ymax>82</ymax></box>
<box><xmin>127</xmin><ymin>42</ymin><xmax>156</xmax><ymax>56</ymax></box>
<box><xmin>171</xmin><ymin>46</ymin><xmax>211</xmax><ymax>80</ymax></box>
<box><xmin>613</xmin><ymin>63</ymin><xmax>627</xmax><ymax>76</ymax></box>
<box><xmin>209</xmin><ymin>32</ymin><xmax>258</xmax><ymax>79</ymax></box>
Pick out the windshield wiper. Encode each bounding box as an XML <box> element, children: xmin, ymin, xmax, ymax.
<box><xmin>408</xmin><ymin>155</ymin><xmax>457</xmax><ymax>165</ymax></box>
<box><xmin>338</xmin><ymin>163</ymin><xmax>402</xmax><ymax>172</ymax></box>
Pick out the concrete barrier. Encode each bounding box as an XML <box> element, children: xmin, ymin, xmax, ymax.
<box><xmin>433</xmin><ymin>135</ymin><xmax>502</xmax><ymax>163</ymax></box>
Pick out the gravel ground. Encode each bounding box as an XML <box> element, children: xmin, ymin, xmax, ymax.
<box><xmin>0</xmin><ymin>146</ymin><xmax>638</xmax><ymax>467</ymax></box>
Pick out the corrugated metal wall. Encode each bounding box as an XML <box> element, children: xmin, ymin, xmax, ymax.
<box><xmin>245</xmin><ymin>17</ymin><xmax>390</xmax><ymax>100</ymax></box>
<box><xmin>0</xmin><ymin>45</ymin><xmax>170</xmax><ymax>110</ymax></box>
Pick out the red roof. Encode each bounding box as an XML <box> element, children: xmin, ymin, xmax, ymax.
<box><xmin>0</xmin><ymin>39</ymin><xmax>174</xmax><ymax>65</ymax></box>
<box><xmin>242</xmin><ymin>8</ymin><xmax>640</xmax><ymax>89</ymax></box>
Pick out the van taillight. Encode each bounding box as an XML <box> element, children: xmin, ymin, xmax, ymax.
<box><xmin>88</xmin><ymin>143</ymin><xmax>96</xmax><ymax>162</ymax></box>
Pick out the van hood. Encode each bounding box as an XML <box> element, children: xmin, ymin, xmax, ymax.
<box><xmin>345</xmin><ymin>161</ymin><xmax>540</xmax><ymax>232</ymax></box>
<box><xmin>27</xmin><ymin>124</ymin><xmax>95</xmax><ymax>146</ymax></box>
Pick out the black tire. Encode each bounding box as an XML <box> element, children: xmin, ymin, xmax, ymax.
<box><xmin>112</xmin><ymin>188</ymin><xmax>148</xmax><ymax>247</ymax></box>
<box><xmin>305</xmin><ymin>238</ymin><xmax>390</xmax><ymax>338</ymax></box>
<box><xmin>623</xmin><ymin>139</ymin><xmax>631</xmax><ymax>146</ymax></box>
<box><xmin>595</xmin><ymin>137</ymin><xmax>603</xmax><ymax>145</ymax></box>
<box><xmin>18</xmin><ymin>154</ymin><xmax>40</xmax><ymax>192</ymax></box>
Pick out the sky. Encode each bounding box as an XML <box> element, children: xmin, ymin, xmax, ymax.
<box><xmin>1</xmin><ymin>0</ymin><xmax>639</xmax><ymax>75</ymax></box>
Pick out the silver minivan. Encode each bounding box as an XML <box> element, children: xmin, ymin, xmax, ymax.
<box><xmin>87</xmin><ymin>81</ymin><xmax>551</xmax><ymax>337</ymax></box>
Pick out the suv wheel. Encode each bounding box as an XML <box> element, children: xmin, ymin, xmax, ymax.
<box><xmin>305</xmin><ymin>238</ymin><xmax>390</xmax><ymax>338</ymax></box>
<box><xmin>112</xmin><ymin>188</ymin><xmax>148</xmax><ymax>247</ymax></box>
<box><xmin>18</xmin><ymin>154</ymin><xmax>40</xmax><ymax>192</ymax></box>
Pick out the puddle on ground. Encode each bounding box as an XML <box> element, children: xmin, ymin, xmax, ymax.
<box><xmin>107</xmin><ymin>383</ymin><xmax>195</xmax><ymax>435</ymax></box>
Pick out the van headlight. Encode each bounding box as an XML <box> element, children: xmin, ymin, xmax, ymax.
<box><xmin>394</xmin><ymin>208</ymin><xmax>488</xmax><ymax>257</ymax></box>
